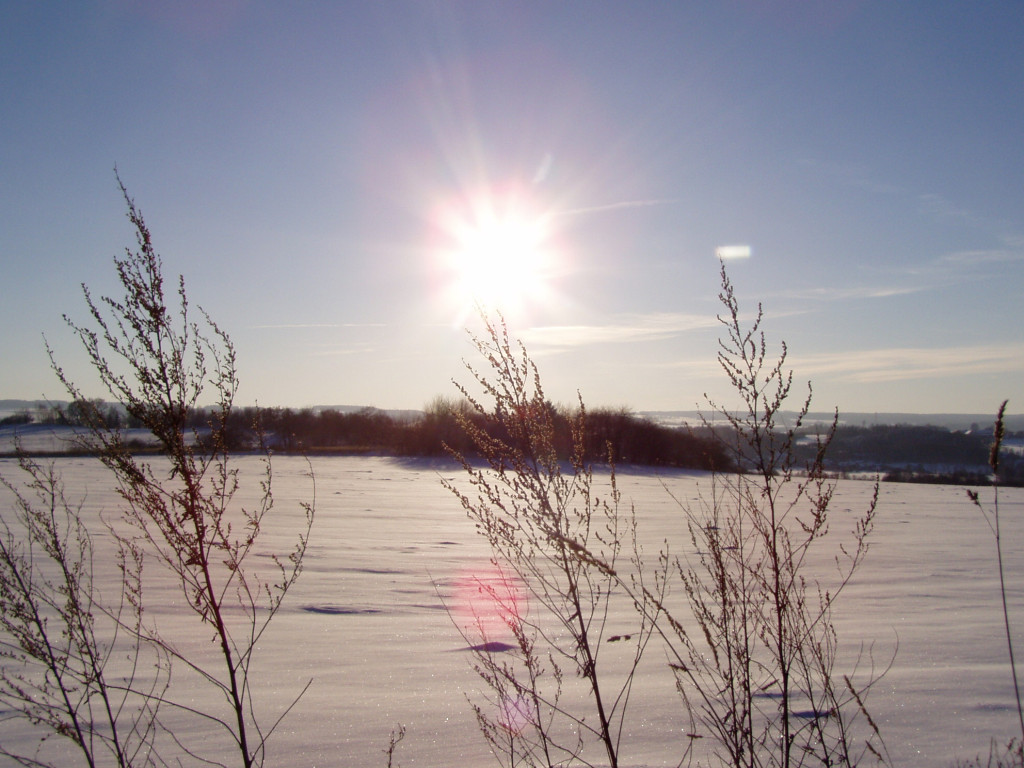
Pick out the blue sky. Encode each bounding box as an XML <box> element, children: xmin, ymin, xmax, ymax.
<box><xmin>2</xmin><ymin>1</ymin><xmax>1022</xmax><ymax>415</ymax></box>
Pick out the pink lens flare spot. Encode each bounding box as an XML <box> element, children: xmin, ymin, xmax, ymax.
<box><xmin>451</xmin><ymin>562</ymin><xmax>528</xmax><ymax>644</ymax></box>
<box><xmin>498</xmin><ymin>694</ymin><xmax>532</xmax><ymax>735</ymax></box>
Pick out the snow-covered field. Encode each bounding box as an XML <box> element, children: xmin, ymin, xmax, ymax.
<box><xmin>0</xmin><ymin>424</ymin><xmax>160</xmax><ymax>454</ymax></box>
<box><xmin>1</xmin><ymin>455</ymin><xmax>1021</xmax><ymax>767</ymax></box>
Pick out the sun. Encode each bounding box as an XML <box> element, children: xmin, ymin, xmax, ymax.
<box><xmin>453</xmin><ymin>213</ymin><xmax>546</xmax><ymax>306</ymax></box>
<box><xmin>436</xmin><ymin>188</ymin><xmax>557</xmax><ymax>320</ymax></box>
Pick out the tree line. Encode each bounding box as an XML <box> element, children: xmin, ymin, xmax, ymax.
<box><xmin>225</xmin><ymin>397</ymin><xmax>732</xmax><ymax>471</ymax></box>
<box><xmin>796</xmin><ymin>423</ymin><xmax>1024</xmax><ymax>486</ymax></box>
<box><xmin>2</xmin><ymin>396</ymin><xmax>730</xmax><ymax>470</ymax></box>
<box><xmin>8</xmin><ymin>399</ymin><xmax>1023</xmax><ymax>484</ymax></box>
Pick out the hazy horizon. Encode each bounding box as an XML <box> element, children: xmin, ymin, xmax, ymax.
<box><xmin>2</xmin><ymin>3</ymin><xmax>1022</xmax><ymax>416</ymax></box>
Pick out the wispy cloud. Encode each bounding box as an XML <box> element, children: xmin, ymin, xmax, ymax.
<box><xmin>918</xmin><ymin>193</ymin><xmax>988</xmax><ymax>230</ymax></box>
<box><xmin>918</xmin><ymin>193</ymin><xmax>1024</xmax><ymax>258</ymax></box>
<box><xmin>520</xmin><ymin>312</ymin><xmax>717</xmax><ymax>350</ymax></box>
<box><xmin>798</xmin><ymin>163</ymin><xmax>1024</xmax><ymax>279</ymax></box>
<box><xmin>869</xmin><ymin>242</ymin><xmax>1024</xmax><ymax>287</ymax></box>
<box><xmin>939</xmin><ymin>249</ymin><xmax>1024</xmax><ymax>266</ymax></box>
<box><xmin>310</xmin><ymin>347</ymin><xmax>369</xmax><ymax>357</ymax></box>
<box><xmin>792</xmin><ymin>343</ymin><xmax>1024</xmax><ymax>383</ymax></box>
<box><xmin>778</xmin><ymin>284</ymin><xmax>925</xmax><ymax>301</ymax></box>
<box><xmin>556</xmin><ymin>199</ymin><xmax>679</xmax><ymax>218</ymax></box>
<box><xmin>796</xmin><ymin>157</ymin><xmax>906</xmax><ymax>197</ymax></box>
<box><xmin>250</xmin><ymin>322</ymin><xmax>387</xmax><ymax>330</ymax></box>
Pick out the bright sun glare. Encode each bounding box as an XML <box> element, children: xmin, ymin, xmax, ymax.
<box><xmin>454</xmin><ymin>215</ymin><xmax>545</xmax><ymax>305</ymax></box>
<box><xmin>437</xmin><ymin>188</ymin><xmax>557</xmax><ymax>321</ymax></box>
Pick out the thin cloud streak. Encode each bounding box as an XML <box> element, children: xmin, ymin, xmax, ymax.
<box><xmin>868</xmin><ymin>245</ymin><xmax>1024</xmax><ymax>283</ymax></box>
<box><xmin>792</xmin><ymin>343</ymin><xmax>1024</xmax><ymax>383</ymax></box>
<box><xmin>311</xmin><ymin>348</ymin><xmax>366</xmax><ymax>357</ymax></box>
<box><xmin>556</xmin><ymin>199</ymin><xmax>679</xmax><ymax>218</ymax></box>
<box><xmin>652</xmin><ymin>342</ymin><xmax>1024</xmax><ymax>397</ymax></box>
<box><xmin>940</xmin><ymin>249</ymin><xmax>1024</xmax><ymax>266</ymax></box>
<box><xmin>919</xmin><ymin>193</ymin><xmax>1024</xmax><ymax>257</ymax></box>
<box><xmin>520</xmin><ymin>312</ymin><xmax>718</xmax><ymax>349</ymax></box>
<box><xmin>250</xmin><ymin>323</ymin><xmax>387</xmax><ymax>329</ymax></box>
<box><xmin>778</xmin><ymin>284</ymin><xmax>926</xmax><ymax>301</ymax></box>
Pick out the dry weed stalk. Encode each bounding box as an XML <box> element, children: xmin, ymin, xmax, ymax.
<box><xmin>966</xmin><ymin>401</ymin><xmax>1024</xmax><ymax>752</ymax></box>
<box><xmin>656</xmin><ymin>262</ymin><xmax>887</xmax><ymax>767</ymax></box>
<box><xmin>0</xmin><ymin>450</ymin><xmax>169</xmax><ymax>767</ymax></box>
<box><xmin>443</xmin><ymin>313</ymin><xmax>663</xmax><ymax>768</ymax></box>
<box><xmin>953</xmin><ymin>738</ymin><xmax>1024</xmax><ymax>768</ymax></box>
<box><xmin>2</xmin><ymin>175</ymin><xmax>316</xmax><ymax>767</ymax></box>
<box><xmin>447</xmin><ymin>263</ymin><xmax>889</xmax><ymax>768</ymax></box>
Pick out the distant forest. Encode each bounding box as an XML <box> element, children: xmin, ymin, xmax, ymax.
<box><xmin>3</xmin><ymin>399</ymin><xmax>1022</xmax><ymax>485</ymax></box>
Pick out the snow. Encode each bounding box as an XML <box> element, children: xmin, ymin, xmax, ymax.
<box><xmin>1</xmin><ymin>455</ymin><xmax>1021</xmax><ymax>767</ymax></box>
<box><xmin>0</xmin><ymin>424</ymin><xmax>160</xmax><ymax>454</ymax></box>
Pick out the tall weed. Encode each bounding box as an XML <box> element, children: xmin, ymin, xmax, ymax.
<box><xmin>443</xmin><ymin>314</ymin><xmax>663</xmax><ymax>768</ymax></box>
<box><xmin>448</xmin><ymin>263</ymin><xmax>888</xmax><ymax>768</ymax></box>
<box><xmin>1</xmin><ymin>177</ymin><xmax>315</xmax><ymax>767</ymax></box>
<box><xmin>655</xmin><ymin>262</ymin><xmax>887</xmax><ymax>767</ymax></box>
<box><xmin>966</xmin><ymin>401</ymin><xmax>1023</xmax><ymax>764</ymax></box>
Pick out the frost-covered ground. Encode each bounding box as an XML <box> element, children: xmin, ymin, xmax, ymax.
<box><xmin>1</xmin><ymin>455</ymin><xmax>1021</xmax><ymax>767</ymax></box>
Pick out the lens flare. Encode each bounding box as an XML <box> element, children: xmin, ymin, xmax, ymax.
<box><xmin>451</xmin><ymin>562</ymin><xmax>527</xmax><ymax>645</ymax></box>
<box><xmin>498</xmin><ymin>695</ymin><xmax>532</xmax><ymax>735</ymax></box>
<box><xmin>715</xmin><ymin>244</ymin><xmax>752</xmax><ymax>260</ymax></box>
